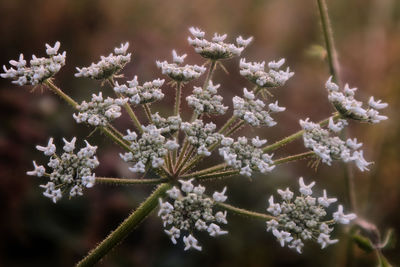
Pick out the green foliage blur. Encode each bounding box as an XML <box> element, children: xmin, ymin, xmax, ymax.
<box><xmin>0</xmin><ymin>0</ymin><xmax>399</xmax><ymax>266</ymax></box>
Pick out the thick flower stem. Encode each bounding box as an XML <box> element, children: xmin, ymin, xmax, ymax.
<box><xmin>262</xmin><ymin>113</ymin><xmax>340</xmax><ymax>153</ymax></box>
<box><xmin>100</xmin><ymin>127</ymin><xmax>132</xmax><ymax>152</ymax></box>
<box><xmin>45</xmin><ymin>80</ymin><xmax>78</xmax><ymax>108</ymax></box>
<box><xmin>216</xmin><ymin>202</ymin><xmax>276</xmax><ymax>221</ymax></box>
<box><xmin>76</xmin><ymin>183</ymin><xmax>171</xmax><ymax>267</ymax></box>
<box><xmin>174</xmin><ymin>82</ymin><xmax>182</xmax><ymax>117</ymax></box>
<box><xmin>218</xmin><ymin>116</ymin><xmax>238</xmax><ymax>134</ymax></box>
<box><xmin>96</xmin><ymin>177</ymin><xmax>168</xmax><ymax>185</ymax></box>
<box><xmin>143</xmin><ymin>104</ymin><xmax>153</xmax><ymax>123</ymax></box>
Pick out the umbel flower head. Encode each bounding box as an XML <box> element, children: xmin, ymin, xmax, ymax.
<box><xmin>300</xmin><ymin>117</ymin><xmax>371</xmax><ymax>171</ymax></box>
<box><xmin>266</xmin><ymin>177</ymin><xmax>356</xmax><ymax>253</ymax></box>
<box><xmin>114</xmin><ymin>76</ymin><xmax>165</xmax><ymax>105</ymax></box>
<box><xmin>156</xmin><ymin>50</ymin><xmax>206</xmax><ymax>82</ymax></box>
<box><xmin>158</xmin><ymin>179</ymin><xmax>228</xmax><ymax>251</ymax></box>
<box><xmin>1</xmin><ymin>41</ymin><xmax>66</xmax><ymax>86</ymax></box>
<box><xmin>75</xmin><ymin>42</ymin><xmax>131</xmax><ymax>80</ymax></box>
<box><xmin>325</xmin><ymin>77</ymin><xmax>388</xmax><ymax>123</ymax></box>
<box><xmin>239</xmin><ymin>58</ymin><xmax>294</xmax><ymax>88</ymax></box>
<box><xmin>188</xmin><ymin>27</ymin><xmax>252</xmax><ymax>60</ymax></box>
<box><xmin>27</xmin><ymin>137</ymin><xmax>99</xmax><ymax>203</ymax></box>
<box><xmin>186</xmin><ymin>80</ymin><xmax>228</xmax><ymax>115</ymax></box>
<box><xmin>73</xmin><ymin>92</ymin><xmax>128</xmax><ymax>126</ymax></box>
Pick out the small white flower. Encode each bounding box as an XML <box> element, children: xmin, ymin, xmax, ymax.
<box><xmin>166</xmin><ymin>186</ymin><xmax>181</xmax><ymax>199</ymax></box>
<box><xmin>26</xmin><ymin>161</ymin><xmax>46</xmax><ymax>177</ymax></box>
<box><xmin>317</xmin><ymin>233</ymin><xmax>338</xmax><ymax>249</ymax></box>
<box><xmin>272</xmin><ymin>229</ymin><xmax>293</xmax><ymax>247</ymax></box>
<box><xmin>267</xmin><ymin>196</ymin><xmax>281</xmax><ymax>216</ymax></box>
<box><xmin>368</xmin><ymin>96</ymin><xmax>388</xmax><ymax>110</ymax></box>
<box><xmin>333</xmin><ymin>205</ymin><xmax>357</xmax><ymax>224</ymax></box>
<box><xmin>268</xmin><ymin>58</ymin><xmax>285</xmax><ymax>69</ymax></box>
<box><xmin>268</xmin><ymin>101</ymin><xmax>286</xmax><ymax>113</ymax></box>
<box><xmin>213</xmin><ymin>187</ymin><xmax>227</xmax><ymax>202</ymax></box>
<box><xmin>207</xmin><ymin>223</ymin><xmax>228</xmax><ymax>237</ymax></box>
<box><xmin>62</xmin><ymin>137</ymin><xmax>77</xmax><ymax>152</ymax></box>
<box><xmin>82</xmin><ymin>174</ymin><xmax>95</xmax><ymax>188</ymax></box>
<box><xmin>318</xmin><ymin>190</ymin><xmax>337</xmax><ymax>207</ymax></box>
<box><xmin>277</xmin><ymin>188</ymin><xmax>294</xmax><ymax>201</ymax></box>
<box><xmin>215</xmin><ymin>211</ymin><xmax>228</xmax><ymax>224</ymax></box>
<box><xmin>298</xmin><ymin>177</ymin><xmax>315</xmax><ymax>196</ymax></box>
<box><xmin>183</xmin><ymin>234</ymin><xmax>202</xmax><ymax>251</ymax></box>
<box><xmin>45</xmin><ymin>41</ymin><xmax>61</xmax><ymax>56</ymax></box>
<box><xmin>288</xmin><ymin>239</ymin><xmax>304</xmax><ymax>254</ymax></box>
<box><xmin>325</xmin><ymin>76</ymin><xmax>339</xmax><ymax>91</ymax></box>
<box><xmin>164</xmin><ymin>226</ymin><xmax>180</xmax><ymax>244</ymax></box>
<box><xmin>266</xmin><ymin>219</ymin><xmax>279</xmax><ymax>232</ymax></box>
<box><xmin>36</xmin><ymin>137</ymin><xmax>56</xmax><ymax>156</ymax></box>
<box><xmin>179</xmin><ymin>179</ymin><xmax>194</xmax><ymax>193</ymax></box>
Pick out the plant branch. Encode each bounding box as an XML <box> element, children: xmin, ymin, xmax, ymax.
<box><xmin>216</xmin><ymin>202</ymin><xmax>276</xmax><ymax>221</ymax></box>
<box><xmin>76</xmin><ymin>183</ymin><xmax>171</xmax><ymax>267</ymax></box>
<box><xmin>95</xmin><ymin>177</ymin><xmax>168</xmax><ymax>185</ymax></box>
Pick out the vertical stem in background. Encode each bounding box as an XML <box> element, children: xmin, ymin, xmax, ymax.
<box><xmin>317</xmin><ymin>0</ymin><xmax>341</xmax><ymax>85</ymax></box>
<box><xmin>317</xmin><ymin>0</ymin><xmax>357</xmax><ymax>214</ymax></box>
<box><xmin>76</xmin><ymin>183</ymin><xmax>171</xmax><ymax>267</ymax></box>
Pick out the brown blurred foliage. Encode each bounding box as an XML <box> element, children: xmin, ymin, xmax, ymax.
<box><xmin>0</xmin><ymin>0</ymin><xmax>399</xmax><ymax>266</ymax></box>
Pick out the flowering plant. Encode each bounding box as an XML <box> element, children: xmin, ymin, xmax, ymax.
<box><xmin>2</xmin><ymin>22</ymin><xmax>390</xmax><ymax>266</ymax></box>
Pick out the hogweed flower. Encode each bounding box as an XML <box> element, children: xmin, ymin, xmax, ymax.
<box><xmin>156</xmin><ymin>50</ymin><xmax>206</xmax><ymax>82</ymax></box>
<box><xmin>75</xmin><ymin>42</ymin><xmax>131</xmax><ymax>80</ymax></box>
<box><xmin>188</xmin><ymin>27</ymin><xmax>252</xmax><ymax>60</ymax></box>
<box><xmin>114</xmin><ymin>76</ymin><xmax>165</xmax><ymax>105</ymax></box>
<box><xmin>27</xmin><ymin>137</ymin><xmax>99</xmax><ymax>203</ymax></box>
<box><xmin>300</xmin><ymin>117</ymin><xmax>372</xmax><ymax>171</ymax></box>
<box><xmin>233</xmin><ymin>88</ymin><xmax>285</xmax><ymax>127</ymax></box>
<box><xmin>239</xmin><ymin>58</ymin><xmax>294</xmax><ymax>88</ymax></box>
<box><xmin>73</xmin><ymin>92</ymin><xmax>128</xmax><ymax>126</ymax></box>
<box><xmin>219</xmin><ymin>136</ymin><xmax>275</xmax><ymax>177</ymax></box>
<box><xmin>158</xmin><ymin>179</ymin><xmax>228</xmax><ymax>251</ymax></box>
<box><xmin>266</xmin><ymin>177</ymin><xmax>356</xmax><ymax>253</ymax></box>
<box><xmin>1</xmin><ymin>41</ymin><xmax>66</xmax><ymax>86</ymax></box>
<box><xmin>325</xmin><ymin>77</ymin><xmax>388</xmax><ymax>123</ymax></box>
<box><xmin>120</xmin><ymin>125</ymin><xmax>179</xmax><ymax>173</ymax></box>
<box><xmin>186</xmin><ymin>80</ymin><xmax>228</xmax><ymax>115</ymax></box>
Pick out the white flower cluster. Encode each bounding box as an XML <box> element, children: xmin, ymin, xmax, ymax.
<box><xmin>219</xmin><ymin>136</ymin><xmax>274</xmax><ymax>177</ymax></box>
<box><xmin>188</xmin><ymin>27</ymin><xmax>252</xmax><ymax>60</ymax></box>
<box><xmin>73</xmin><ymin>92</ymin><xmax>128</xmax><ymax>126</ymax></box>
<box><xmin>151</xmin><ymin>112</ymin><xmax>182</xmax><ymax>135</ymax></box>
<box><xmin>27</xmin><ymin>137</ymin><xmax>99</xmax><ymax>203</ymax></box>
<box><xmin>156</xmin><ymin>50</ymin><xmax>206</xmax><ymax>82</ymax></box>
<box><xmin>233</xmin><ymin>88</ymin><xmax>285</xmax><ymax>127</ymax></box>
<box><xmin>1</xmin><ymin>42</ymin><xmax>66</xmax><ymax>86</ymax></box>
<box><xmin>120</xmin><ymin>125</ymin><xmax>179</xmax><ymax>173</ymax></box>
<box><xmin>158</xmin><ymin>179</ymin><xmax>228</xmax><ymax>251</ymax></box>
<box><xmin>300</xmin><ymin>118</ymin><xmax>371</xmax><ymax>171</ymax></box>
<box><xmin>75</xmin><ymin>42</ymin><xmax>131</xmax><ymax>80</ymax></box>
<box><xmin>239</xmin><ymin>58</ymin><xmax>294</xmax><ymax>88</ymax></box>
<box><xmin>186</xmin><ymin>80</ymin><xmax>228</xmax><ymax>115</ymax></box>
<box><xmin>325</xmin><ymin>77</ymin><xmax>388</xmax><ymax>123</ymax></box>
<box><xmin>181</xmin><ymin>120</ymin><xmax>222</xmax><ymax>157</ymax></box>
<box><xmin>114</xmin><ymin>76</ymin><xmax>165</xmax><ymax>105</ymax></box>
<box><xmin>266</xmin><ymin>177</ymin><xmax>356</xmax><ymax>253</ymax></box>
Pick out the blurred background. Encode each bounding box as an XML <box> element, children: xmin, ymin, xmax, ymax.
<box><xmin>0</xmin><ymin>0</ymin><xmax>399</xmax><ymax>266</ymax></box>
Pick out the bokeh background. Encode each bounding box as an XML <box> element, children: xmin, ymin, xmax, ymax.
<box><xmin>0</xmin><ymin>0</ymin><xmax>399</xmax><ymax>266</ymax></box>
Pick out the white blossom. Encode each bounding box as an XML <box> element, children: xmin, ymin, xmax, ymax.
<box><xmin>239</xmin><ymin>58</ymin><xmax>294</xmax><ymax>88</ymax></box>
<box><xmin>266</xmin><ymin>177</ymin><xmax>356</xmax><ymax>253</ymax></box>
<box><xmin>325</xmin><ymin>76</ymin><xmax>388</xmax><ymax>124</ymax></box>
<box><xmin>158</xmin><ymin>180</ymin><xmax>228</xmax><ymax>250</ymax></box>
<box><xmin>1</xmin><ymin>42</ymin><xmax>66</xmax><ymax>85</ymax></box>
<box><xmin>32</xmin><ymin>138</ymin><xmax>99</xmax><ymax>203</ymax></box>
<box><xmin>114</xmin><ymin>76</ymin><xmax>165</xmax><ymax>105</ymax></box>
<box><xmin>333</xmin><ymin>205</ymin><xmax>357</xmax><ymax>224</ymax></box>
<box><xmin>156</xmin><ymin>50</ymin><xmax>206</xmax><ymax>82</ymax></box>
<box><xmin>75</xmin><ymin>42</ymin><xmax>131</xmax><ymax>80</ymax></box>
<box><xmin>233</xmin><ymin>88</ymin><xmax>284</xmax><ymax>127</ymax></box>
<box><xmin>186</xmin><ymin>81</ymin><xmax>228</xmax><ymax>115</ymax></box>
<box><xmin>219</xmin><ymin>136</ymin><xmax>274</xmax><ymax>177</ymax></box>
<box><xmin>188</xmin><ymin>27</ymin><xmax>251</xmax><ymax>60</ymax></box>
<box><xmin>73</xmin><ymin>92</ymin><xmax>127</xmax><ymax>126</ymax></box>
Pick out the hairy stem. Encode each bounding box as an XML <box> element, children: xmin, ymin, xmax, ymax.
<box><xmin>174</xmin><ymin>82</ymin><xmax>182</xmax><ymax>117</ymax></box>
<box><xmin>216</xmin><ymin>202</ymin><xmax>275</xmax><ymax>221</ymax></box>
<box><xmin>273</xmin><ymin>151</ymin><xmax>316</xmax><ymax>165</ymax></box>
<box><xmin>76</xmin><ymin>183</ymin><xmax>171</xmax><ymax>267</ymax></box>
<box><xmin>143</xmin><ymin>104</ymin><xmax>153</xmax><ymax>123</ymax></box>
<box><xmin>45</xmin><ymin>80</ymin><xmax>78</xmax><ymax>108</ymax></box>
<box><xmin>96</xmin><ymin>177</ymin><xmax>168</xmax><ymax>185</ymax></box>
<box><xmin>218</xmin><ymin>116</ymin><xmax>237</xmax><ymax>134</ymax></box>
<box><xmin>100</xmin><ymin>126</ymin><xmax>132</xmax><ymax>152</ymax></box>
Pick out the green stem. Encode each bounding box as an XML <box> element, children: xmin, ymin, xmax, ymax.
<box><xmin>45</xmin><ymin>80</ymin><xmax>78</xmax><ymax>108</ymax></box>
<box><xmin>101</xmin><ymin>126</ymin><xmax>132</xmax><ymax>152</ymax></box>
<box><xmin>181</xmin><ymin>163</ymin><xmax>227</xmax><ymax>178</ymax></box>
<box><xmin>196</xmin><ymin>170</ymin><xmax>239</xmax><ymax>181</ymax></box>
<box><xmin>273</xmin><ymin>151</ymin><xmax>316</xmax><ymax>165</ymax></box>
<box><xmin>216</xmin><ymin>202</ymin><xmax>275</xmax><ymax>221</ymax></box>
<box><xmin>225</xmin><ymin>120</ymin><xmax>245</xmax><ymax>137</ymax></box>
<box><xmin>95</xmin><ymin>177</ymin><xmax>168</xmax><ymax>185</ymax></box>
<box><xmin>76</xmin><ymin>183</ymin><xmax>171</xmax><ymax>267</ymax></box>
<box><xmin>143</xmin><ymin>104</ymin><xmax>153</xmax><ymax>123</ymax></box>
<box><xmin>317</xmin><ymin>0</ymin><xmax>341</xmax><ymax>84</ymax></box>
<box><xmin>174</xmin><ymin>82</ymin><xmax>182</xmax><ymax>117</ymax></box>
<box><xmin>218</xmin><ymin>116</ymin><xmax>237</xmax><ymax>134</ymax></box>
<box><xmin>203</xmin><ymin>60</ymin><xmax>217</xmax><ymax>89</ymax></box>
